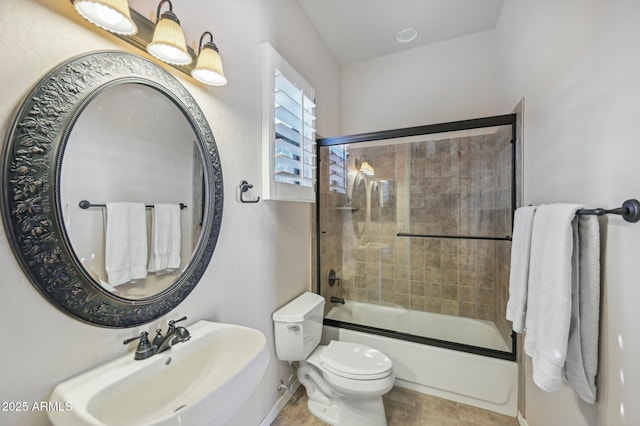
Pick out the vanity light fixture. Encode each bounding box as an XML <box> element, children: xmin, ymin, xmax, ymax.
<box><xmin>146</xmin><ymin>0</ymin><xmax>192</xmax><ymax>66</ymax></box>
<box><xmin>68</xmin><ymin>0</ymin><xmax>227</xmax><ymax>86</ymax></box>
<box><xmin>73</xmin><ymin>0</ymin><xmax>137</xmax><ymax>35</ymax></box>
<box><xmin>191</xmin><ymin>32</ymin><xmax>228</xmax><ymax>86</ymax></box>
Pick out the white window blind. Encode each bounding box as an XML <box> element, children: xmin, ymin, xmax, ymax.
<box><xmin>262</xmin><ymin>43</ymin><xmax>316</xmax><ymax>202</ymax></box>
<box><xmin>328</xmin><ymin>145</ymin><xmax>347</xmax><ymax>194</ymax></box>
<box><xmin>274</xmin><ymin>70</ymin><xmax>315</xmax><ymax>187</ymax></box>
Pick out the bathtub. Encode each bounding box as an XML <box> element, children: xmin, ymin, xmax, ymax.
<box><xmin>322</xmin><ymin>301</ymin><xmax>518</xmax><ymax>417</ymax></box>
<box><xmin>325</xmin><ymin>300</ymin><xmax>511</xmax><ymax>352</ymax></box>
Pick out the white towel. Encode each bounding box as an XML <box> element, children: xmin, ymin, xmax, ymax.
<box><xmin>524</xmin><ymin>204</ymin><xmax>600</xmax><ymax>399</ymax></box>
<box><xmin>105</xmin><ymin>203</ymin><xmax>148</xmax><ymax>286</ymax></box>
<box><xmin>524</xmin><ymin>204</ymin><xmax>580</xmax><ymax>392</ymax></box>
<box><xmin>564</xmin><ymin>214</ymin><xmax>600</xmax><ymax>403</ymax></box>
<box><xmin>148</xmin><ymin>203</ymin><xmax>181</xmax><ymax>274</ymax></box>
<box><xmin>506</xmin><ymin>206</ymin><xmax>537</xmax><ymax>332</ymax></box>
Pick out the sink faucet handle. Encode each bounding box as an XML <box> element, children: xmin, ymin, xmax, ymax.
<box><xmin>123</xmin><ymin>331</ymin><xmax>150</xmax><ymax>346</ymax></box>
<box><xmin>123</xmin><ymin>331</ymin><xmax>157</xmax><ymax>360</ymax></box>
<box><xmin>167</xmin><ymin>316</ymin><xmax>187</xmax><ymax>332</ymax></box>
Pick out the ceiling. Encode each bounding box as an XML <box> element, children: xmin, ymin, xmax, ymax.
<box><xmin>127</xmin><ymin>0</ymin><xmax>504</xmax><ymax>65</ymax></box>
<box><xmin>296</xmin><ymin>0</ymin><xmax>505</xmax><ymax>64</ymax></box>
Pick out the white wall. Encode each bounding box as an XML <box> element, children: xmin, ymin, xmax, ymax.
<box><xmin>495</xmin><ymin>1</ymin><xmax>640</xmax><ymax>425</ymax></box>
<box><xmin>341</xmin><ymin>29</ymin><xmax>497</xmax><ymax>135</ymax></box>
<box><xmin>0</xmin><ymin>1</ymin><xmax>340</xmax><ymax>425</ymax></box>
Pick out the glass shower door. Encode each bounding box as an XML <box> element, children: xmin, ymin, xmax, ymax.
<box><xmin>317</xmin><ymin>115</ymin><xmax>517</xmax><ymax>358</ymax></box>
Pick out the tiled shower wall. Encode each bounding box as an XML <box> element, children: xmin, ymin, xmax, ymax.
<box><xmin>329</xmin><ymin>127</ymin><xmax>513</xmax><ymax>345</ymax></box>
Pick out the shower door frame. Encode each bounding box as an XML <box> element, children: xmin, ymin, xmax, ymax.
<box><xmin>315</xmin><ymin>113</ymin><xmax>518</xmax><ymax>362</ymax></box>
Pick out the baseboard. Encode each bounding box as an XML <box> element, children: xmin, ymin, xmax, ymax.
<box><xmin>259</xmin><ymin>380</ymin><xmax>301</xmax><ymax>426</ymax></box>
<box><xmin>517</xmin><ymin>411</ymin><xmax>529</xmax><ymax>426</ymax></box>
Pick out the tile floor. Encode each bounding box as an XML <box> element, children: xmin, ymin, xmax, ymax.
<box><xmin>272</xmin><ymin>385</ymin><xmax>519</xmax><ymax>426</ymax></box>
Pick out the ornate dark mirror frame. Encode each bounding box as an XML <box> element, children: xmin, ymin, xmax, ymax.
<box><xmin>1</xmin><ymin>51</ymin><xmax>223</xmax><ymax>328</ymax></box>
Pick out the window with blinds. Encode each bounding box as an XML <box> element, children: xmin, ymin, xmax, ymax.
<box><xmin>328</xmin><ymin>145</ymin><xmax>347</xmax><ymax>194</ymax></box>
<box><xmin>262</xmin><ymin>43</ymin><xmax>316</xmax><ymax>202</ymax></box>
<box><xmin>274</xmin><ymin>69</ymin><xmax>315</xmax><ymax>187</ymax></box>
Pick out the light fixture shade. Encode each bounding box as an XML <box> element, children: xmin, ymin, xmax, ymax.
<box><xmin>359</xmin><ymin>161</ymin><xmax>375</xmax><ymax>176</ymax></box>
<box><xmin>191</xmin><ymin>45</ymin><xmax>228</xmax><ymax>86</ymax></box>
<box><xmin>73</xmin><ymin>0</ymin><xmax>137</xmax><ymax>35</ymax></box>
<box><xmin>147</xmin><ymin>13</ymin><xmax>192</xmax><ymax>65</ymax></box>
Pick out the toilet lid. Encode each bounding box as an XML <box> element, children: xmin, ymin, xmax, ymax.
<box><xmin>320</xmin><ymin>341</ymin><xmax>392</xmax><ymax>379</ymax></box>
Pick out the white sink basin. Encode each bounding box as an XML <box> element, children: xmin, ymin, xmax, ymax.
<box><xmin>48</xmin><ymin>320</ymin><xmax>269</xmax><ymax>426</ymax></box>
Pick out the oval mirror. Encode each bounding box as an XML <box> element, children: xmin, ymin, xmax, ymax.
<box><xmin>1</xmin><ymin>51</ymin><xmax>223</xmax><ymax>327</ymax></box>
<box><xmin>60</xmin><ymin>83</ymin><xmax>201</xmax><ymax>300</ymax></box>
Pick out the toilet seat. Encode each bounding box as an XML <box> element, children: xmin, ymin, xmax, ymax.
<box><xmin>319</xmin><ymin>341</ymin><xmax>393</xmax><ymax>380</ymax></box>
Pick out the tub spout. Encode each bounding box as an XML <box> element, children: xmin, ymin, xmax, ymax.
<box><xmin>330</xmin><ymin>296</ymin><xmax>345</xmax><ymax>304</ymax></box>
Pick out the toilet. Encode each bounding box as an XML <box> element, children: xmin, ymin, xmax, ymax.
<box><xmin>273</xmin><ymin>292</ymin><xmax>394</xmax><ymax>426</ymax></box>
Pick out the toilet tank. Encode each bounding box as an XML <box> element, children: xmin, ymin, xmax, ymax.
<box><xmin>272</xmin><ymin>292</ymin><xmax>325</xmax><ymax>361</ymax></box>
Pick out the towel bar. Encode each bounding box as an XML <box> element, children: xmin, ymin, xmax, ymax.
<box><xmin>78</xmin><ymin>200</ymin><xmax>187</xmax><ymax>210</ymax></box>
<box><xmin>396</xmin><ymin>233</ymin><xmax>512</xmax><ymax>241</ymax></box>
<box><xmin>576</xmin><ymin>199</ymin><xmax>640</xmax><ymax>223</ymax></box>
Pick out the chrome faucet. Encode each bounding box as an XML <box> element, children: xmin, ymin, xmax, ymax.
<box><xmin>124</xmin><ymin>316</ymin><xmax>191</xmax><ymax>360</ymax></box>
<box><xmin>330</xmin><ymin>296</ymin><xmax>345</xmax><ymax>304</ymax></box>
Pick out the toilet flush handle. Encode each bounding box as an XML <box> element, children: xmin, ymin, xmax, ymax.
<box><xmin>288</xmin><ymin>325</ymin><xmax>300</xmax><ymax>332</ymax></box>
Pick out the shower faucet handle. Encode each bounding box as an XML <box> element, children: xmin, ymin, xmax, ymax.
<box><xmin>328</xmin><ymin>269</ymin><xmax>340</xmax><ymax>287</ymax></box>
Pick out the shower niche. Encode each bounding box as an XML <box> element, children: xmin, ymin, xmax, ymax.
<box><xmin>317</xmin><ymin>114</ymin><xmax>518</xmax><ymax>360</ymax></box>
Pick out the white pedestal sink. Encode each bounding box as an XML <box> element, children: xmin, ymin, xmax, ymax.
<box><xmin>48</xmin><ymin>320</ymin><xmax>269</xmax><ymax>426</ymax></box>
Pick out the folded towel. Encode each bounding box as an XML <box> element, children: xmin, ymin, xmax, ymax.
<box><xmin>105</xmin><ymin>203</ymin><xmax>148</xmax><ymax>286</ymax></box>
<box><xmin>564</xmin><ymin>214</ymin><xmax>600</xmax><ymax>403</ymax></box>
<box><xmin>506</xmin><ymin>206</ymin><xmax>537</xmax><ymax>332</ymax></box>
<box><xmin>148</xmin><ymin>203</ymin><xmax>181</xmax><ymax>274</ymax></box>
<box><xmin>524</xmin><ymin>204</ymin><xmax>582</xmax><ymax>392</ymax></box>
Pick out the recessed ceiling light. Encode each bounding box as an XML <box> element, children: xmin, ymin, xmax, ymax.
<box><xmin>396</xmin><ymin>27</ymin><xmax>418</xmax><ymax>43</ymax></box>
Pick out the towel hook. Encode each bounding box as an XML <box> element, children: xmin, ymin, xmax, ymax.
<box><xmin>239</xmin><ymin>180</ymin><xmax>260</xmax><ymax>203</ymax></box>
